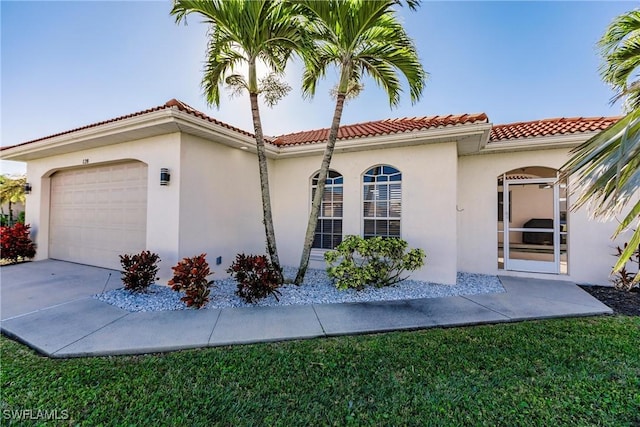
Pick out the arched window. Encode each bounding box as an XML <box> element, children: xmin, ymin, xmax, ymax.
<box><xmin>311</xmin><ymin>170</ymin><xmax>343</xmax><ymax>249</ymax></box>
<box><xmin>363</xmin><ymin>165</ymin><xmax>401</xmax><ymax>238</ymax></box>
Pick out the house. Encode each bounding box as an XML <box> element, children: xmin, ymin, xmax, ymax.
<box><xmin>0</xmin><ymin>99</ymin><xmax>630</xmax><ymax>285</ymax></box>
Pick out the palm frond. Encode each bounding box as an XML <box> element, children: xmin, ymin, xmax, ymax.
<box><xmin>298</xmin><ymin>0</ymin><xmax>426</xmax><ymax>105</ymax></box>
<box><xmin>561</xmin><ymin>108</ymin><xmax>640</xmax><ymax>282</ymax></box>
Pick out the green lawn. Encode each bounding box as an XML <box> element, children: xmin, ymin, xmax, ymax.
<box><xmin>2</xmin><ymin>316</ymin><xmax>639</xmax><ymax>426</ymax></box>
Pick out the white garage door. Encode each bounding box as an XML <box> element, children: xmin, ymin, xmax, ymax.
<box><xmin>49</xmin><ymin>162</ymin><xmax>148</xmax><ymax>270</ymax></box>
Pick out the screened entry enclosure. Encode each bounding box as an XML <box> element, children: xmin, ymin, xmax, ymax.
<box><xmin>497</xmin><ymin>167</ymin><xmax>567</xmax><ymax>274</ymax></box>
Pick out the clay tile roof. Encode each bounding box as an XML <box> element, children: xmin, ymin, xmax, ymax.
<box><xmin>1</xmin><ymin>99</ymin><xmax>256</xmax><ymax>151</ymax></box>
<box><xmin>489</xmin><ymin>116</ymin><xmax>619</xmax><ymax>142</ymax></box>
<box><xmin>272</xmin><ymin>113</ymin><xmax>489</xmax><ymax>146</ymax></box>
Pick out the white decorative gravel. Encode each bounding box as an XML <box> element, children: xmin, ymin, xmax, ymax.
<box><xmin>94</xmin><ymin>266</ymin><xmax>505</xmax><ymax>312</ymax></box>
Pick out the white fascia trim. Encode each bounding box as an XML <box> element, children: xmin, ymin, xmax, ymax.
<box><xmin>275</xmin><ymin>122</ymin><xmax>492</xmax><ymax>158</ymax></box>
<box><xmin>476</xmin><ymin>131</ymin><xmax>600</xmax><ymax>155</ymax></box>
<box><xmin>170</xmin><ymin>110</ymin><xmax>280</xmax><ymax>157</ymax></box>
<box><xmin>0</xmin><ymin>109</ymin><xmax>180</xmax><ymax>161</ymax></box>
<box><xmin>0</xmin><ymin>108</ymin><xmax>281</xmax><ymax>161</ymax></box>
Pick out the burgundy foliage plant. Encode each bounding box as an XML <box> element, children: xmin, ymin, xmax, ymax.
<box><xmin>119</xmin><ymin>250</ymin><xmax>161</xmax><ymax>293</ymax></box>
<box><xmin>227</xmin><ymin>253</ymin><xmax>281</xmax><ymax>303</ymax></box>
<box><xmin>169</xmin><ymin>254</ymin><xmax>214</xmax><ymax>308</ymax></box>
<box><xmin>0</xmin><ymin>223</ymin><xmax>36</xmax><ymax>264</ymax></box>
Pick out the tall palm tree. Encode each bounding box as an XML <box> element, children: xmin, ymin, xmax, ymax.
<box><xmin>0</xmin><ymin>175</ymin><xmax>26</xmax><ymax>224</ymax></box>
<box><xmin>294</xmin><ymin>0</ymin><xmax>426</xmax><ymax>284</ymax></box>
<box><xmin>562</xmin><ymin>9</ymin><xmax>640</xmax><ymax>283</ymax></box>
<box><xmin>171</xmin><ymin>0</ymin><xmax>309</xmax><ymax>283</ymax></box>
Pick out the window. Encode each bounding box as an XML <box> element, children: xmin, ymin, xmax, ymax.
<box><xmin>363</xmin><ymin>165</ymin><xmax>401</xmax><ymax>238</ymax></box>
<box><xmin>311</xmin><ymin>170</ymin><xmax>343</xmax><ymax>249</ymax></box>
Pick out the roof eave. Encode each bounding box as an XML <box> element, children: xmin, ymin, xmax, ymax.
<box><xmin>0</xmin><ymin>108</ymin><xmax>275</xmax><ymax>161</ymax></box>
<box><xmin>477</xmin><ymin>132</ymin><xmax>599</xmax><ymax>155</ymax></box>
<box><xmin>276</xmin><ymin>122</ymin><xmax>492</xmax><ymax>158</ymax></box>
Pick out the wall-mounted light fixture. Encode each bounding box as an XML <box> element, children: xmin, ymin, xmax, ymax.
<box><xmin>160</xmin><ymin>168</ymin><xmax>171</xmax><ymax>186</ymax></box>
<box><xmin>24</xmin><ymin>183</ymin><xmax>32</xmax><ymax>194</ymax></box>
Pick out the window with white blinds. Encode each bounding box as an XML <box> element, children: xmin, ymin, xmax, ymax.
<box><xmin>363</xmin><ymin>165</ymin><xmax>401</xmax><ymax>238</ymax></box>
<box><xmin>311</xmin><ymin>170</ymin><xmax>343</xmax><ymax>249</ymax></box>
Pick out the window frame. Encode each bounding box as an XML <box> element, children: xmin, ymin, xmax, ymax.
<box><xmin>361</xmin><ymin>164</ymin><xmax>402</xmax><ymax>239</ymax></box>
<box><xmin>310</xmin><ymin>169</ymin><xmax>344</xmax><ymax>250</ymax></box>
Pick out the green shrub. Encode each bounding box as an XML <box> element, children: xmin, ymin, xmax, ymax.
<box><xmin>119</xmin><ymin>250</ymin><xmax>160</xmax><ymax>293</ymax></box>
<box><xmin>168</xmin><ymin>254</ymin><xmax>214</xmax><ymax>308</ymax></box>
<box><xmin>17</xmin><ymin>211</ymin><xmax>25</xmax><ymax>224</ymax></box>
<box><xmin>324</xmin><ymin>235</ymin><xmax>425</xmax><ymax>290</ymax></box>
<box><xmin>227</xmin><ymin>254</ymin><xmax>281</xmax><ymax>303</ymax></box>
<box><xmin>0</xmin><ymin>222</ymin><xmax>36</xmax><ymax>263</ymax></box>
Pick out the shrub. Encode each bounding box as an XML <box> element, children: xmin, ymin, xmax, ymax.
<box><xmin>324</xmin><ymin>235</ymin><xmax>426</xmax><ymax>290</ymax></box>
<box><xmin>611</xmin><ymin>242</ymin><xmax>639</xmax><ymax>291</ymax></box>
<box><xmin>119</xmin><ymin>250</ymin><xmax>160</xmax><ymax>293</ymax></box>
<box><xmin>227</xmin><ymin>254</ymin><xmax>281</xmax><ymax>303</ymax></box>
<box><xmin>17</xmin><ymin>211</ymin><xmax>25</xmax><ymax>224</ymax></box>
<box><xmin>0</xmin><ymin>222</ymin><xmax>36</xmax><ymax>264</ymax></box>
<box><xmin>169</xmin><ymin>254</ymin><xmax>214</xmax><ymax>308</ymax></box>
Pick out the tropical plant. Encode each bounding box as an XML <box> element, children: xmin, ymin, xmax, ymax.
<box><xmin>324</xmin><ymin>235</ymin><xmax>425</xmax><ymax>290</ymax></box>
<box><xmin>598</xmin><ymin>9</ymin><xmax>640</xmax><ymax>111</ymax></box>
<box><xmin>1</xmin><ymin>222</ymin><xmax>36</xmax><ymax>264</ymax></box>
<box><xmin>171</xmin><ymin>0</ymin><xmax>310</xmax><ymax>284</ymax></box>
<box><xmin>227</xmin><ymin>253</ymin><xmax>281</xmax><ymax>303</ymax></box>
<box><xmin>294</xmin><ymin>0</ymin><xmax>426</xmax><ymax>284</ymax></box>
<box><xmin>169</xmin><ymin>254</ymin><xmax>214</xmax><ymax>308</ymax></box>
<box><xmin>610</xmin><ymin>242</ymin><xmax>639</xmax><ymax>291</ymax></box>
<box><xmin>0</xmin><ymin>175</ymin><xmax>27</xmax><ymax>225</ymax></box>
<box><xmin>562</xmin><ymin>9</ymin><xmax>640</xmax><ymax>285</ymax></box>
<box><xmin>119</xmin><ymin>250</ymin><xmax>161</xmax><ymax>293</ymax></box>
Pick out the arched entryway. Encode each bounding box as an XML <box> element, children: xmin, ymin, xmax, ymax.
<box><xmin>497</xmin><ymin>166</ymin><xmax>567</xmax><ymax>274</ymax></box>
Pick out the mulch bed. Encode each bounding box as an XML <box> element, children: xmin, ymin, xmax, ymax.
<box><xmin>579</xmin><ymin>285</ymin><xmax>640</xmax><ymax>316</ymax></box>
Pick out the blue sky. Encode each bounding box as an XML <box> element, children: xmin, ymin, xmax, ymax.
<box><xmin>1</xmin><ymin>1</ymin><xmax>634</xmax><ymax>175</ymax></box>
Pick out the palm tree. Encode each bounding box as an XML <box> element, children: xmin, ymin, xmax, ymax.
<box><xmin>0</xmin><ymin>175</ymin><xmax>26</xmax><ymax>225</ymax></box>
<box><xmin>293</xmin><ymin>0</ymin><xmax>426</xmax><ymax>284</ymax></box>
<box><xmin>171</xmin><ymin>0</ymin><xmax>310</xmax><ymax>283</ymax></box>
<box><xmin>562</xmin><ymin>9</ymin><xmax>640</xmax><ymax>283</ymax></box>
<box><xmin>598</xmin><ymin>10</ymin><xmax>640</xmax><ymax>110</ymax></box>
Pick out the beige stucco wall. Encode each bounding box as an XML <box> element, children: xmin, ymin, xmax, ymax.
<box><xmin>458</xmin><ymin>147</ymin><xmax>633</xmax><ymax>284</ymax></box>
<box><xmin>24</xmin><ymin>133</ymin><xmax>182</xmax><ymax>280</ymax></box>
<box><xmin>178</xmin><ymin>134</ymin><xmax>266</xmax><ymax>277</ymax></box>
<box><xmin>271</xmin><ymin>141</ymin><xmax>459</xmax><ymax>284</ymax></box>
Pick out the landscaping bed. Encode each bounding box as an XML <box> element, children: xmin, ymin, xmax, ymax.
<box><xmin>94</xmin><ymin>268</ymin><xmax>505</xmax><ymax>312</ymax></box>
<box><xmin>579</xmin><ymin>285</ymin><xmax>640</xmax><ymax>316</ymax></box>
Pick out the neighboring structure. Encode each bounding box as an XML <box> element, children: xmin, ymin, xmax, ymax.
<box><xmin>0</xmin><ymin>99</ymin><xmax>630</xmax><ymax>285</ymax></box>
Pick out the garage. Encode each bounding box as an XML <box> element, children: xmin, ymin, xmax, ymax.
<box><xmin>49</xmin><ymin>161</ymin><xmax>148</xmax><ymax>270</ymax></box>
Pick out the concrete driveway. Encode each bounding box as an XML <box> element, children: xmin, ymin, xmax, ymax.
<box><xmin>1</xmin><ymin>260</ymin><xmax>613</xmax><ymax>358</ymax></box>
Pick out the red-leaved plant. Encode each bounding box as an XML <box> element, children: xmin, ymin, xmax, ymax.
<box><xmin>227</xmin><ymin>253</ymin><xmax>281</xmax><ymax>303</ymax></box>
<box><xmin>611</xmin><ymin>242</ymin><xmax>640</xmax><ymax>291</ymax></box>
<box><xmin>0</xmin><ymin>223</ymin><xmax>36</xmax><ymax>264</ymax></box>
<box><xmin>119</xmin><ymin>250</ymin><xmax>160</xmax><ymax>293</ymax></box>
<box><xmin>168</xmin><ymin>254</ymin><xmax>214</xmax><ymax>308</ymax></box>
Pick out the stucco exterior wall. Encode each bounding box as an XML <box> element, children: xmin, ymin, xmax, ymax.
<box><xmin>271</xmin><ymin>141</ymin><xmax>459</xmax><ymax>285</ymax></box>
<box><xmin>178</xmin><ymin>134</ymin><xmax>265</xmax><ymax>277</ymax></box>
<box><xmin>457</xmin><ymin>147</ymin><xmax>632</xmax><ymax>284</ymax></box>
<box><xmin>24</xmin><ymin>133</ymin><xmax>182</xmax><ymax>280</ymax></box>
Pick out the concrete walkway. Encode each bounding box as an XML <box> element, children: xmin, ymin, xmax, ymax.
<box><xmin>1</xmin><ymin>260</ymin><xmax>613</xmax><ymax>358</ymax></box>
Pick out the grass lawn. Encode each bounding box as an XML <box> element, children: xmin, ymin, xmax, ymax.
<box><xmin>2</xmin><ymin>316</ymin><xmax>639</xmax><ymax>426</ymax></box>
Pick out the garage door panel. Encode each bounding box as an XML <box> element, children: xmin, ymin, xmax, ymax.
<box><xmin>49</xmin><ymin>162</ymin><xmax>148</xmax><ymax>270</ymax></box>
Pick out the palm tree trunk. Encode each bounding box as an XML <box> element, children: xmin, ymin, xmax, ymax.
<box><xmin>249</xmin><ymin>91</ymin><xmax>284</xmax><ymax>283</ymax></box>
<box><xmin>294</xmin><ymin>93</ymin><xmax>347</xmax><ymax>285</ymax></box>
